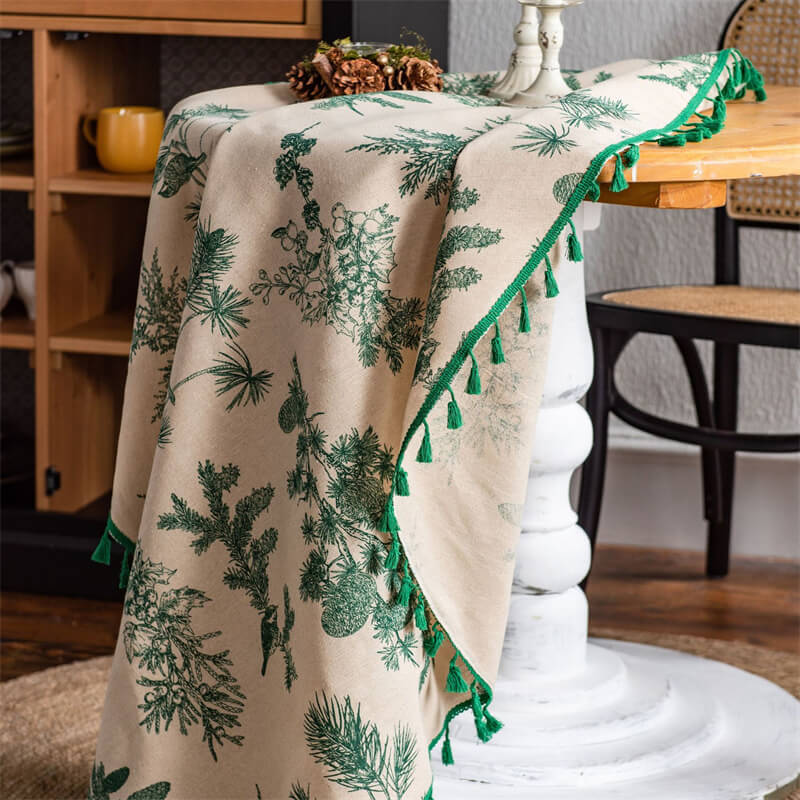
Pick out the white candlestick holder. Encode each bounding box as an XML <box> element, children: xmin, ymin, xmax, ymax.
<box><xmin>505</xmin><ymin>0</ymin><xmax>584</xmax><ymax>107</ymax></box>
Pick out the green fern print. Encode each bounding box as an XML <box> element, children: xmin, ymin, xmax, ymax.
<box><xmin>130</xmin><ymin>249</ymin><xmax>187</xmax><ymax>423</ymax></box>
<box><xmin>349</xmin><ymin>116</ymin><xmax>510</xmax><ymax>205</ymax></box>
<box><xmin>641</xmin><ymin>55</ymin><xmax>718</xmax><ymax>91</ymax></box>
<box><xmin>281</xmin><ymin>356</ymin><xmax>418</xmax><ymax>672</ymax></box>
<box><xmin>157</xmin><ymin>462</ymin><xmax>298</xmax><ymax>689</ymax></box>
<box><xmin>122</xmin><ymin>550</ymin><xmax>245</xmax><ymax>761</ymax></box>
<box><xmin>442</xmin><ymin>71</ymin><xmax>500</xmax><ymax>96</ymax></box>
<box><xmin>88</xmin><ymin>762</ymin><xmax>170</xmax><ymax>800</ymax></box>
<box><xmin>304</xmin><ymin>692</ymin><xmax>418</xmax><ymax>799</ymax></box>
<box><xmin>250</xmin><ymin>125</ymin><xmax>424</xmax><ymax>374</ymax></box>
<box><xmin>413</xmin><ymin>219</ymin><xmax>502</xmax><ymax>387</ymax></box>
<box><xmin>556</xmin><ymin>91</ymin><xmax>635</xmax><ymax>131</ymax></box>
<box><xmin>594</xmin><ymin>70</ymin><xmax>613</xmax><ymax>84</ymax></box>
<box><xmin>312</xmin><ymin>91</ymin><xmax>432</xmax><ymax>116</ymax></box>
<box><xmin>155</xmin><ymin>104</ymin><xmax>250</xmax><ymax>225</ymax></box>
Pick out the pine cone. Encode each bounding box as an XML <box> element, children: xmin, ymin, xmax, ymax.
<box><xmin>287</xmin><ymin>62</ymin><xmax>328</xmax><ymax>101</ymax></box>
<box><xmin>331</xmin><ymin>58</ymin><xmax>386</xmax><ymax>95</ymax></box>
<box><xmin>403</xmin><ymin>57</ymin><xmax>443</xmax><ymax>92</ymax></box>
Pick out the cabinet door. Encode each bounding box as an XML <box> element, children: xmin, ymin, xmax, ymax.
<box><xmin>2</xmin><ymin>1</ymin><xmax>307</xmax><ymax>24</ymax></box>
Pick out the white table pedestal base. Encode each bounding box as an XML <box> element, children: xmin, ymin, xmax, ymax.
<box><xmin>432</xmin><ymin>205</ymin><xmax>800</xmax><ymax>797</ymax></box>
<box><xmin>433</xmin><ymin>638</ymin><xmax>800</xmax><ymax>799</ymax></box>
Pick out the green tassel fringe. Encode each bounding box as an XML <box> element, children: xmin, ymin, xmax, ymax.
<box><xmin>446</xmin><ymin>386</ymin><xmax>463</xmax><ymax>430</ymax></box>
<box><xmin>442</xmin><ymin>728</ymin><xmax>454</xmax><ymax>766</ymax></box>
<box><xmin>466</xmin><ymin>350</ymin><xmax>481</xmax><ymax>395</ymax></box>
<box><xmin>395</xmin><ymin>467</ymin><xmax>410</xmax><ymax>497</ymax></box>
<box><xmin>586</xmin><ymin>181</ymin><xmax>601</xmax><ymax>202</ymax></box>
<box><xmin>398</xmin><ymin>572</ymin><xmax>414</xmax><ymax>607</ymax></box>
<box><xmin>491</xmin><ymin>320</ymin><xmax>505</xmax><ymax>365</ymax></box>
<box><xmin>566</xmin><ymin>217</ymin><xmax>583</xmax><ymax>262</ymax></box>
<box><xmin>518</xmin><ymin>287</ymin><xmax>531</xmax><ymax>332</ymax></box>
<box><xmin>544</xmin><ymin>254</ymin><xmax>559</xmax><ymax>299</ymax></box>
<box><xmin>414</xmin><ymin>596</ymin><xmax>428</xmax><ymax>631</ymax></box>
<box><xmin>659</xmin><ymin>133</ymin><xmax>686</xmax><ymax>147</ymax></box>
<box><xmin>377</xmin><ymin>498</ymin><xmax>399</xmax><ymax>534</ymax></box>
<box><xmin>424</xmin><ymin>627</ymin><xmax>444</xmax><ymax>658</ymax></box>
<box><xmin>623</xmin><ymin>143</ymin><xmax>640</xmax><ymax>168</ymax></box>
<box><xmin>90</xmin><ymin>529</ymin><xmax>111</xmax><ymax>565</ymax></box>
<box><xmin>384</xmin><ymin>535</ymin><xmax>400</xmax><ymax>570</ymax></box>
<box><xmin>416</xmin><ymin>419</ymin><xmax>432</xmax><ymax>463</ymax></box>
<box><xmin>446</xmin><ymin>655</ymin><xmax>469</xmax><ymax>693</ymax></box>
<box><xmin>471</xmin><ymin>683</ymin><xmax>492</xmax><ymax>742</ymax></box>
<box><xmin>610</xmin><ymin>152</ymin><xmax>628</xmax><ymax>192</ymax></box>
<box><xmin>484</xmin><ymin>707</ymin><xmax>503</xmax><ymax>734</ymax></box>
<box><xmin>118</xmin><ymin>548</ymin><xmax>131</xmax><ymax>590</ymax></box>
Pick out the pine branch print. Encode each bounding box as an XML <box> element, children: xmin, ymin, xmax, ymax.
<box><xmin>280</xmin><ymin>356</ymin><xmax>416</xmax><ymax>672</ymax></box>
<box><xmin>251</xmin><ymin>127</ymin><xmax>425</xmax><ymax>374</ymax></box>
<box><xmin>304</xmin><ymin>692</ymin><xmax>418</xmax><ymax>800</ymax></box>
<box><xmin>157</xmin><ymin>461</ymin><xmax>297</xmax><ymax>688</ymax></box>
<box><xmin>88</xmin><ymin>761</ymin><xmax>171</xmax><ymax>800</ymax></box>
<box><xmin>513</xmin><ymin>123</ymin><xmax>577</xmax><ymax>157</ymax></box>
<box><xmin>312</xmin><ymin>91</ymin><xmax>433</xmax><ymax>116</ymax></box>
<box><xmin>121</xmin><ymin>550</ymin><xmax>245</xmax><ymax>761</ymax></box>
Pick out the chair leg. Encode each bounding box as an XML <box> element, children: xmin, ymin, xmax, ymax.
<box><xmin>672</xmin><ymin>337</ymin><xmax>723</xmax><ymax>528</ymax></box>
<box><xmin>707</xmin><ymin>341</ymin><xmax>739</xmax><ymax>577</ymax></box>
<box><xmin>578</xmin><ymin>326</ymin><xmax>614</xmax><ymax>558</ymax></box>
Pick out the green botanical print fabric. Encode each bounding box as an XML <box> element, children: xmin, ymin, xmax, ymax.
<box><xmin>93</xmin><ymin>51</ymin><xmax>763</xmax><ymax>797</ymax></box>
<box><xmin>88</xmin><ymin>762</ymin><xmax>170</xmax><ymax>800</ymax></box>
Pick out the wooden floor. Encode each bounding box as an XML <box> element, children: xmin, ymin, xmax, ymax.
<box><xmin>1</xmin><ymin>545</ymin><xmax>798</xmax><ymax>681</ymax></box>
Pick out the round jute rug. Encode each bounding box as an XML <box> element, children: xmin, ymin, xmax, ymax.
<box><xmin>1</xmin><ymin>631</ymin><xmax>798</xmax><ymax>800</ymax></box>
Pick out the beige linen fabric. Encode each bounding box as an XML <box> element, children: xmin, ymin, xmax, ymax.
<box><xmin>90</xmin><ymin>50</ymin><xmax>761</xmax><ymax>799</ymax></box>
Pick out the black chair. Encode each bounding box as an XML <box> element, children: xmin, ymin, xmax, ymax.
<box><xmin>577</xmin><ymin>0</ymin><xmax>800</xmax><ymax>578</ymax></box>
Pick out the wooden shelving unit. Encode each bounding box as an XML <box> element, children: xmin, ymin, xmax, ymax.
<box><xmin>0</xmin><ymin>1</ymin><xmax>322</xmax><ymax>513</ymax></box>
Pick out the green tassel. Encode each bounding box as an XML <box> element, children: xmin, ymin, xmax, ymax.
<box><xmin>610</xmin><ymin>152</ymin><xmax>628</xmax><ymax>193</ymax></box>
<box><xmin>685</xmin><ymin>128</ymin><xmax>704</xmax><ymax>142</ymax></box>
<box><xmin>118</xmin><ymin>549</ymin><xmax>131</xmax><ymax>590</ymax></box>
<box><xmin>544</xmin><ymin>254</ymin><xmax>559</xmax><ymax>299</ymax></box>
<box><xmin>623</xmin><ymin>143</ymin><xmax>640</xmax><ymax>169</ymax></box>
<box><xmin>659</xmin><ymin>133</ymin><xmax>686</xmax><ymax>147</ymax></box>
<box><xmin>705</xmin><ymin>117</ymin><xmax>723</xmax><ymax>134</ymax></box>
<box><xmin>713</xmin><ymin>96</ymin><xmax>727</xmax><ymax>124</ymax></box>
<box><xmin>414</xmin><ymin>595</ymin><xmax>428</xmax><ymax>631</ymax></box>
<box><xmin>586</xmin><ymin>181</ymin><xmax>601</xmax><ymax>202</ymax></box>
<box><xmin>446</xmin><ymin>654</ymin><xmax>469</xmax><ymax>693</ymax></box>
<box><xmin>466</xmin><ymin>350</ymin><xmax>481</xmax><ymax>395</ymax></box>
<box><xmin>491</xmin><ymin>321</ymin><xmax>505</xmax><ymax>365</ymax></box>
<box><xmin>395</xmin><ymin>467</ymin><xmax>410</xmax><ymax>497</ymax></box>
<box><xmin>377</xmin><ymin>498</ymin><xmax>399</xmax><ymax>534</ymax></box>
<box><xmin>384</xmin><ymin>535</ymin><xmax>400</xmax><ymax>570</ymax></box>
<box><xmin>518</xmin><ymin>287</ymin><xmax>531</xmax><ymax>333</ymax></box>
<box><xmin>484</xmin><ymin>707</ymin><xmax>503</xmax><ymax>734</ymax></box>
<box><xmin>398</xmin><ymin>571</ymin><xmax>414</xmax><ymax>607</ymax></box>
<box><xmin>416</xmin><ymin>419</ymin><xmax>432</xmax><ymax>463</ymax></box>
<box><xmin>734</xmin><ymin>86</ymin><xmax>746</xmax><ymax>100</ymax></box>
<box><xmin>471</xmin><ymin>683</ymin><xmax>491</xmax><ymax>742</ymax></box>
<box><xmin>424</xmin><ymin>627</ymin><xmax>444</xmax><ymax>658</ymax></box>
<box><xmin>91</xmin><ymin>528</ymin><xmax>111</xmax><ymax>565</ymax></box>
<box><xmin>733</xmin><ymin>57</ymin><xmax>744</xmax><ymax>86</ymax></box>
<box><xmin>442</xmin><ymin>728</ymin><xmax>454</xmax><ymax>766</ymax></box>
<box><xmin>566</xmin><ymin>218</ymin><xmax>583</xmax><ymax>262</ymax></box>
<box><xmin>446</xmin><ymin>387</ymin><xmax>463</xmax><ymax>430</ymax></box>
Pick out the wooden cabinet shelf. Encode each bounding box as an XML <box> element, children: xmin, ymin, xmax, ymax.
<box><xmin>0</xmin><ymin>316</ymin><xmax>36</xmax><ymax>350</ymax></box>
<box><xmin>0</xmin><ymin>158</ymin><xmax>35</xmax><ymax>192</ymax></box>
<box><xmin>0</xmin><ymin>0</ymin><xmax>324</xmax><ymax>512</ymax></box>
<box><xmin>50</xmin><ymin>310</ymin><xmax>132</xmax><ymax>357</ymax></box>
<box><xmin>49</xmin><ymin>168</ymin><xmax>153</xmax><ymax>198</ymax></box>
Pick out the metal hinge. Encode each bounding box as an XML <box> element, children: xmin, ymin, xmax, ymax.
<box><xmin>45</xmin><ymin>466</ymin><xmax>61</xmax><ymax>496</ymax></box>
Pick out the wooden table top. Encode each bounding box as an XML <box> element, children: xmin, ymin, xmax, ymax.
<box><xmin>596</xmin><ymin>85</ymin><xmax>800</xmax><ymax>209</ymax></box>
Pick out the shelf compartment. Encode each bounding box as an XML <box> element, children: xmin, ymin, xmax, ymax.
<box><xmin>50</xmin><ymin>310</ymin><xmax>132</xmax><ymax>357</ymax></box>
<box><xmin>50</xmin><ymin>168</ymin><xmax>153</xmax><ymax>198</ymax></box>
<box><xmin>0</xmin><ymin>158</ymin><xmax>34</xmax><ymax>192</ymax></box>
<box><xmin>0</xmin><ymin>315</ymin><xmax>35</xmax><ymax>349</ymax></box>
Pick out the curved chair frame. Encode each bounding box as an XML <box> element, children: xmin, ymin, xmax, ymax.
<box><xmin>577</xmin><ymin>0</ymin><xmax>800</xmax><ymax>578</ymax></box>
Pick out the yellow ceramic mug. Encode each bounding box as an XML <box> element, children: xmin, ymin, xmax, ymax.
<box><xmin>82</xmin><ymin>106</ymin><xmax>164</xmax><ymax>173</ymax></box>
